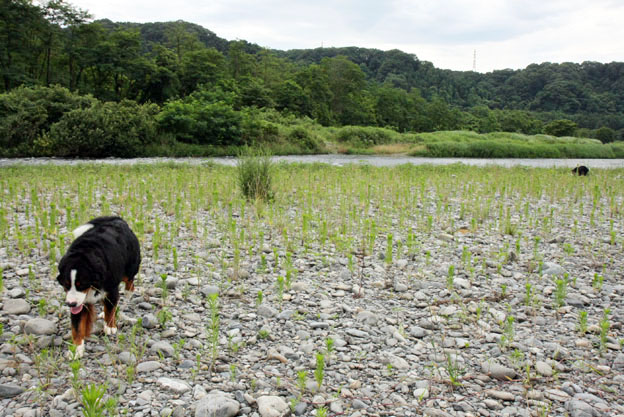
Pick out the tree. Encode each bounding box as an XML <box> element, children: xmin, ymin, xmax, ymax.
<box><xmin>373</xmin><ymin>86</ymin><xmax>410</xmax><ymax>131</ymax></box>
<box><xmin>67</xmin><ymin>22</ymin><xmax>104</xmax><ymax>92</ymax></box>
<box><xmin>237</xmin><ymin>76</ymin><xmax>273</xmax><ymax>108</ymax></box>
<box><xmin>179</xmin><ymin>48</ymin><xmax>225</xmax><ymax>95</ymax></box>
<box><xmin>544</xmin><ymin>119</ymin><xmax>577</xmax><ymax>137</ymax></box>
<box><xmin>88</xmin><ymin>28</ymin><xmax>142</xmax><ymax>100</ymax></box>
<box><xmin>164</xmin><ymin>21</ymin><xmax>203</xmax><ymax>63</ymax></box>
<box><xmin>275</xmin><ymin>79</ymin><xmax>306</xmax><ymax>115</ymax></box>
<box><xmin>228</xmin><ymin>41</ymin><xmax>256</xmax><ymax>80</ymax></box>
<box><xmin>426</xmin><ymin>97</ymin><xmax>460</xmax><ymax>131</ymax></box>
<box><xmin>496</xmin><ymin>110</ymin><xmax>543</xmax><ymax>135</ymax></box>
<box><xmin>294</xmin><ymin>65</ymin><xmax>333</xmax><ymax>125</ymax></box>
<box><xmin>321</xmin><ymin>56</ymin><xmax>372</xmax><ymax>125</ymax></box>
<box><xmin>40</xmin><ymin>0</ymin><xmax>91</xmax><ymax>86</ymax></box>
<box><xmin>256</xmin><ymin>49</ymin><xmax>294</xmax><ymax>90</ymax></box>
<box><xmin>406</xmin><ymin>89</ymin><xmax>429</xmax><ymax>132</ymax></box>
<box><xmin>125</xmin><ymin>57</ymin><xmax>178</xmax><ymax>103</ymax></box>
<box><xmin>0</xmin><ymin>0</ymin><xmax>46</xmax><ymax>91</ymax></box>
<box><xmin>375</xmin><ymin>49</ymin><xmax>419</xmax><ymax>87</ymax></box>
<box><xmin>469</xmin><ymin>106</ymin><xmax>500</xmax><ymax>133</ymax></box>
<box><xmin>594</xmin><ymin>126</ymin><xmax>616</xmax><ymax>143</ymax></box>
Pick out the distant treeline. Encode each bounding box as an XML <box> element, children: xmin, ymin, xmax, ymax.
<box><xmin>1</xmin><ymin>0</ymin><xmax>623</xmax><ymax>158</ymax></box>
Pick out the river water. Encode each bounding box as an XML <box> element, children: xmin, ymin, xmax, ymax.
<box><xmin>1</xmin><ymin>155</ymin><xmax>624</xmax><ymax>168</ymax></box>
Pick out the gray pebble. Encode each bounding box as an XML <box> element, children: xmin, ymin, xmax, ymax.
<box><xmin>0</xmin><ymin>384</ymin><xmax>25</xmax><ymax>399</ymax></box>
<box><xmin>24</xmin><ymin>318</ymin><xmax>57</xmax><ymax>335</ymax></box>
<box><xmin>3</xmin><ymin>298</ymin><xmax>31</xmax><ymax>314</ymax></box>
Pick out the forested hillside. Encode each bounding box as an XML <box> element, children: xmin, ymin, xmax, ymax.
<box><xmin>1</xmin><ymin>0</ymin><xmax>623</xmax><ymax>157</ymax></box>
<box><xmin>279</xmin><ymin>48</ymin><xmax>624</xmax><ymax>120</ymax></box>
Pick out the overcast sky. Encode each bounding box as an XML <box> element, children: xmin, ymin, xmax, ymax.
<box><xmin>65</xmin><ymin>0</ymin><xmax>624</xmax><ymax>73</ymax></box>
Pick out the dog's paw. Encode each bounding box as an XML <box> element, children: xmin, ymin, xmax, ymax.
<box><xmin>104</xmin><ymin>324</ymin><xmax>117</xmax><ymax>335</ymax></box>
<box><xmin>98</xmin><ymin>311</ymin><xmax>105</xmax><ymax>319</ymax></box>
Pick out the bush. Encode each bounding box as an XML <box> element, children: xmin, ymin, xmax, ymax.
<box><xmin>240</xmin><ymin>108</ymin><xmax>280</xmax><ymax>144</ymax></box>
<box><xmin>286</xmin><ymin>126</ymin><xmax>322</xmax><ymax>152</ymax></box>
<box><xmin>595</xmin><ymin>126</ymin><xmax>616</xmax><ymax>143</ymax></box>
<box><xmin>543</xmin><ymin>119</ymin><xmax>577</xmax><ymax>137</ymax></box>
<box><xmin>333</xmin><ymin>126</ymin><xmax>399</xmax><ymax>147</ymax></box>
<box><xmin>0</xmin><ymin>85</ymin><xmax>95</xmax><ymax>156</ymax></box>
<box><xmin>237</xmin><ymin>148</ymin><xmax>274</xmax><ymax>201</ymax></box>
<box><xmin>494</xmin><ymin>110</ymin><xmax>543</xmax><ymax>135</ymax></box>
<box><xmin>45</xmin><ymin>100</ymin><xmax>159</xmax><ymax>157</ymax></box>
<box><xmin>157</xmin><ymin>98</ymin><xmax>243</xmax><ymax>146</ymax></box>
<box><xmin>609</xmin><ymin>142</ymin><xmax>624</xmax><ymax>158</ymax></box>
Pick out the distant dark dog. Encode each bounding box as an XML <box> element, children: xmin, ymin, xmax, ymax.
<box><xmin>57</xmin><ymin>216</ymin><xmax>140</xmax><ymax>358</ymax></box>
<box><xmin>572</xmin><ymin>165</ymin><xmax>590</xmax><ymax>176</ymax></box>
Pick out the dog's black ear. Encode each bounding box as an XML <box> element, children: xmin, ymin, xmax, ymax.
<box><xmin>56</xmin><ymin>274</ymin><xmax>67</xmax><ymax>288</ymax></box>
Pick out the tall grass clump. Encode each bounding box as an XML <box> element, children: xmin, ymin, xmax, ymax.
<box><xmin>333</xmin><ymin>126</ymin><xmax>400</xmax><ymax>147</ymax></box>
<box><xmin>237</xmin><ymin>147</ymin><xmax>274</xmax><ymax>201</ymax></box>
<box><xmin>408</xmin><ymin>130</ymin><xmax>622</xmax><ymax>158</ymax></box>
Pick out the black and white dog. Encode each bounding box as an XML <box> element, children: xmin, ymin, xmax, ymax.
<box><xmin>57</xmin><ymin>216</ymin><xmax>140</xmax><ymax>357</ymax></box>
<box><xmin>572</xmin><ymin>165</ymin><xmax>590</xmax><ymax>176</ymax></box>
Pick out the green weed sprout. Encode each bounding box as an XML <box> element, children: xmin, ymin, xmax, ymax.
<box><xmin>80</xmin><ymin>383</ymin><xmax>109</xmax><ymax>417</ymax></box>
<box><xmin>314</xmin><ymin>352</ymin><xmax>325</xmax><ymax>390</ymax></box>
<box><xmin>554</xmin><ymin>278</ymin><xmax>567</xmax><ymax>308</ymax></box>
<box><xmin>276</xmin><ymin>276</ymin><xmax>285</xmax><ymax>304</ymax></box>
<box><xmin>499</xmin><ymin>315</ymin><xmax>515</xmax><ymax>350</ymax></box>
<box><xmin>206</xmin><ymin>294</ymin><xmax>220</xmax><ymax>366</ymax></box>
<box><xmin>578</xmin><ymin>311</ymin><xmax>588</xmax><ymax>335</ymax></box>
<box><xmin>159</xmin><ymin>273</ymin><xmax>169</xmax><ymax>304</ymax></box>
<box><xmin>592</xmin><ymin>273</ymin><xmax>604</xmax><ymax>291</ymax></box>
<box><xmin>296</xmin><ymin>370</ymin><xmax>307</xmax><ymax>395</ymax></box>
<box><xmin>445</xmin><ymin>353</ymin><xmax>464</xmax><ymax>388</ymax></box>
<box><xmin>599</xmin><ymin>308</ymin><xmax>611</xmax><ymax>352</ymax></box>
<box><xmin>157</xmin><ymin>307</ymin><xmax>172</xmax><ymax>328</ymax></box>
<box><xmin>524</xmin><ymin>282</ymin><xmax>534</xmax><ymax>306</ymax></box>
<box><xmin>316</xmin><ymin>406</ymin><xmax>328</xmax><ymax>417</ymax></box>
<box><xmin>446</xmin><ymin>265</ymin><xmax>455</xmax><ymax>290</ymax></box>
<box><xmin>385</xmin><ymin>234</ymin><xmax>393</xmax><ymax>265</ymax></box>
<box><xmin>38</xmin><ymin>299</ymin><xmax>47</xmax><ymax>317</ymax></box>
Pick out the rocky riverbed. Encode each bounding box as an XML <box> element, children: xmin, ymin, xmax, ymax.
<box><xmin>0</xmin><ymin>163</ymin><xmax>623</xmax><ymax>417</ymax></box>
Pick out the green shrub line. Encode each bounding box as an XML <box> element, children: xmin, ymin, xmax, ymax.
<box><xmin>412</xmin><ymin>140</ymin><xmax>624</xmax><ymax>159</ymax></box>
<box><xmin>1</xmin><ymin>85</ymin><xmax>623</xmax><ymax>159</ymax></box>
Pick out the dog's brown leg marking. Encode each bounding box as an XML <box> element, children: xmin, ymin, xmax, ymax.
<box><xmin>122</xmin><ymin>276</ymin><xmax>135</xmax><ymax>291</ymax></box>
<box><xmin>72</xmin><ymin>305</ymin><xmax>96</xmax><ymax>346</ymax></box>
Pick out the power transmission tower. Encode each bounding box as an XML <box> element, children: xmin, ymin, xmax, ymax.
<box><xmin>472</xmin><ymin>50</ymin><xmax>477</xmax><ymax>72</ymax></box>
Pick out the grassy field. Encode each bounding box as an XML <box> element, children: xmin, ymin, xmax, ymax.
<box><xmin>1</xmin><ymin>163</ymin><xmax>623</xmax><ymax>415</ymax></box>
<box><xmin>328</xmin><ymin>128</ymin><xmax>624</xmax><ymax>158</ymax></box>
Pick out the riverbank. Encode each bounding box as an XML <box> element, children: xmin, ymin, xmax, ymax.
<box><xmin>2</xmin><ymin>155</ymin><xmax>624</xmax><ymax>169</ymax></box>
<box><xmin>3</xmin><ymin>116</ymin><xmax>624</xmax><ymax>160</ymax></box>
<box><xmin>1</xmin><ymin>164</ymin><xmax>623</xmax><ymax>416</ymax></box>
<box><xmin>142</xmin><ymin>129</ymin><xmax>624</xmax><ymax>159</ymax></box>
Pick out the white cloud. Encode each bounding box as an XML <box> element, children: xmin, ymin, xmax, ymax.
<box><xmin>66</xmin><ymin>0</ymin><xmax>624</xmax><ymax>72</ymax></box>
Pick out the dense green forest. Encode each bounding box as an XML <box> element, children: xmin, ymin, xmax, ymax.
<box><xmin>1</xmin><ymin>0</ymin><xmax>623</xmax><ymax>157</ymax></box>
